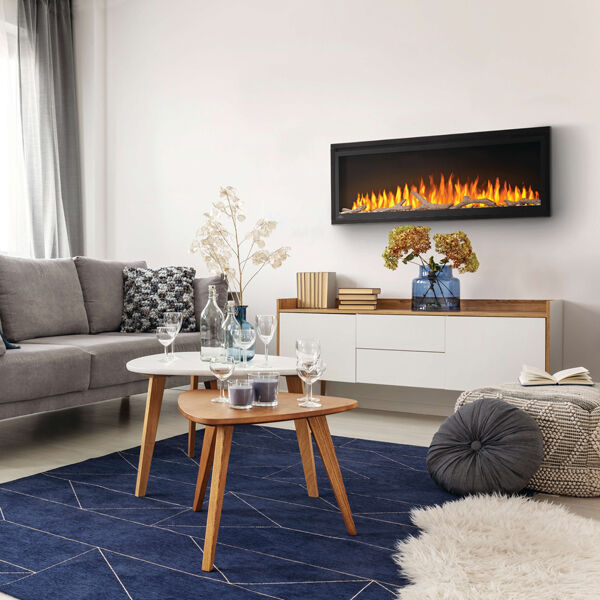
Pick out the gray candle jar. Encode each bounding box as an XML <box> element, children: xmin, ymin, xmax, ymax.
<box><xmin>228</xmin><ymin>378</ymin><xmax>254</xmax><ymax>410</ymax></box>
<box><xmin>251</xmin><ymin>372</ymin><xmax>279</xmax><ymax>407</ymax></box>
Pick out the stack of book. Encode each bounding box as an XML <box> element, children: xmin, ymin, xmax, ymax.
<box><xmin>337</xmin><ymin>287</ymin><xmax>380</xmax><ymax>310</ymax></box>
<box><xmin>296</xmin><ymin>272</ymin><xmax>337</xmax><ymax>308</ymax></box>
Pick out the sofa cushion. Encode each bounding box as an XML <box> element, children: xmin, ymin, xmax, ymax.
<box><xmin>194</xmin><ymin>275</ymin><xmax>228</xmax><ymax>328</ymax></box>
<box><xmin>24</xmin><ymin>332</ymin><xmax>201</xmax><ymax>388</ymax></box>
<box><xmin>74</xmin><ymin>257</ymin><xmax>147</xmax><ymax>334</ymax></box>
<box><xmin>0</xmin><ymin>256</ymin><xmax>89</xmax><ymax>342</ymax></box>
<box><xmin>0</xmin><ymin>332</ymin><xmax>4</xmax><ymax>357</ymax></box>
<box><xmin>0</xmin><ymin>343</ymin><xmax>91</xmax><ymax>404</ymax></box>
<box><xmin>121</xmin><ymin>266</ymin><xmax>197</xmax><ymax>333</ymax></box>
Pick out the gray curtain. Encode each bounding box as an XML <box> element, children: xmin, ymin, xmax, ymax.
<box><xmin>17</xmin><ymin>0</ymin><xmax>83</xmax><ymax>258</ymax></box>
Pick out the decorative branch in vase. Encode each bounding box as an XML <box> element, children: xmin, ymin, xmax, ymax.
<box><xmin>190</xmin><ymin>186</ymin><xmax>291</xmax><ymax>344</ymax></box>
<box><xmin>382</xmin><ymin>225</ymin><xmax>479</xmax><ymax>312</ymax></box>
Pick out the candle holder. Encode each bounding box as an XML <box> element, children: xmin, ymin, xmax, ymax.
<box><xmin>228</xmin><ymin>378</ymin><xmax>254</xmax><ymax>410</ymax></box>
<box><xmin>251</xmin><ymin>372</ymin><xmax>279</xmax><ymax>407</ymax></box>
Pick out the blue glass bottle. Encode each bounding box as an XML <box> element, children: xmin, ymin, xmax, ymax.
<box><xmin>412</xmin><ymin>265</ymin><xmax>460</xmax><ymax>311</ymax></box>
<box><xmin>234</xmin><ymin>305</ymin><xmax>255</xmax><ymax>361</ymax></box>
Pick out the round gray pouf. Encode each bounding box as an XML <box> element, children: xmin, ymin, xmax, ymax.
<box><xmin>427</xmin><ymin>397</ymin><xmax>544</xmax><ymax>495</ymax></box>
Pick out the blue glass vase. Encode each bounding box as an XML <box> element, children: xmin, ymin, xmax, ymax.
<box><xmin>233</xmin><ymin>305</ymin><xmax>255</xmax><ymax>361</ymax></box>
<box><xmin>412</xmin><ymin>265</ymin><xmax>460</xmax><ymax>312</ymax></box>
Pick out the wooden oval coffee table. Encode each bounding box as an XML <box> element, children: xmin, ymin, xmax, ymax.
<box><xmin>178</xmin><ymin>390</ymin><xmax>358</xmax><ymax>572</ymax></box>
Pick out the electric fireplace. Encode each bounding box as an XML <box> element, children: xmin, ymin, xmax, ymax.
<box><xmin>331</xmin><ymin>127</ymin><xmax>550</xmax><ymax>224</ymax></box>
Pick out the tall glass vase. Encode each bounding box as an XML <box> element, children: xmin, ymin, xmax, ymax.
<box><xmin>234</xmin><ymin>305</ymin><xmax>255</xmax><ymax>361</ymax></box>
<box><xmin>412</xmin><ymin>265</ymin><xmax>460</xmax><ymax>312</ymax></box>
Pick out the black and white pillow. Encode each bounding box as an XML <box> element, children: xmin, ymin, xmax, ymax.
<box><xmin>121</xmin><ymin>266</ymin><xmax>197</xmax><ymax>333</ymax></box>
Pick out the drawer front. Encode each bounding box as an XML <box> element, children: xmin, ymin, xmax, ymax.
<box><xmin>444</xmin><ymin>317</ymin><xmax>546</xmax><ymax>390</ymax></box>
<box><xmin>356</xmin><ymin>314</ymin><xmax>445</xmax><ymax>352</ymax></box>
<box><xmin>356</xmin><ymin>349</ymin><xmax>446</xmax><ymax>388</ymax></box>
<box><xmin>279</xmin><ymin>313</ymin><xmax>356</xmax><ymax>383</ymax></box>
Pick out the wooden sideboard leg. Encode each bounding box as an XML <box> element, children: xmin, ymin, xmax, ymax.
<box><xmin>294</xmin><ymin>418</ymin><xmax>319</xmax><ymax>498</ymax></box>
<box><xmin>202</xmin><ymin>425</ymin><xmax>234</xmax><ymax>572</ymax></box>
<box><xmin>188</xmin><ymin>376</ymin><xmax>199</xmax><ymax>457</ymax></box>
<box><xmin>286</xmin><ymin>374</ymin><xmax>304</xmax><ymax>394</ymax></box>
<box><xmin>193</xmin><ymin>425</ymin><xmax>216</xmax><ymax>511</ymax></box>
<box><xmin>135</xmin><ymin>375</ymin><xmax>166</xmax><ymax>497</ymax></box>
<box><xmin>308</xmin><ymin>415</ymin><xmax>356</xmax><ymax>536</ymax></box>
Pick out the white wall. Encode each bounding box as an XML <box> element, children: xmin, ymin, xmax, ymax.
<box><xmin>78</xmin><ymin>0</ymin><xmax>600</xmax><ymax>411</ymax></box>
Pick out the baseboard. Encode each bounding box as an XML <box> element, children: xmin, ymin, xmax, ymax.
<box><xmin>311</xmin><ymin>381</ymin><xmax>457</xmax><ymax>417</ymax></box>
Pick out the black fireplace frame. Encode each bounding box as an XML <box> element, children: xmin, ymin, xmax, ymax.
<box><xmin>331</xmin><ymin>126</ymin><xmax>551</xmax><ymax>224</ymax></box>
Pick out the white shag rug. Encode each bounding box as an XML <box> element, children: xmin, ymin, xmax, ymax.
<box><xmin>394</xmin><ymin>494</ymin><xmax>600</xmax><ymax>600</ymax></box>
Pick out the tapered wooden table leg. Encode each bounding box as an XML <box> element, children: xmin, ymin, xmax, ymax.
<box><xmin>202</xmin><ymin>425</ymin><xmax>234</xmax><ymax>572</ymax></box>
<box><xmin>187</xmin><ymin>376</ymin><xmax>199</xmax><ymax>457</ymax></box>
<box><xmin>135</xmin><ymin>375</ymin><xmax>166</xmax><ymax>497</ymax></box>
<box><xmin>286</xmin><ymin>374</ymin><xmax>304</xmax><ymax>394</ymax></box>
<box><xmin>294</xmin><ymin>418</ymin><xmax>319</xmax><ymax>497</ymax></box>
<box><xmin>193</xmin><ymin>426</ymin><xmax>216</xmax><ymax>511</ymax></box>
<box><xmin>308</xmin><ymin>415</ymin><xmax>356</xmax><ymax>535</ymax></box>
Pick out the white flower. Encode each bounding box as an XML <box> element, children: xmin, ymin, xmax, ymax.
<box><xmin>190</xmin><ymin>187</ymin><xmax>290</xmax><ymax>304</ymax></box>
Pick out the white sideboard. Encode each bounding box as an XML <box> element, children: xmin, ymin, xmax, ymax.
<box><xmin>277</xmin><ymin>299</ymin><xmax>562</xmax><ymax>392</ymax></box>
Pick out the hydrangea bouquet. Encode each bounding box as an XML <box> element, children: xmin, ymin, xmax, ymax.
<box><xmin>190</xmin><ymin>186</ymin><xmax>291</xmax><ymax>306</ymax></box>
<box><xmin>382</xmin><ymin>225</ymin><xmax>479</xmax><ymax>311</ymax></box>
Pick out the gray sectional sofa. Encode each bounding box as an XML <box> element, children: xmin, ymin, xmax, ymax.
<box><xmin>0</xmin><ymin>256</ymin><xmax>218</xmax><ymax>420</ymax></box>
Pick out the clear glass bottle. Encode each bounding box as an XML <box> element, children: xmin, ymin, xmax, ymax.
<box><xmin>222</xmin><ymin>300</ymin><xmax>241</xmax><ymax>363</ymax></box>
<box><xmin>200</xmin><ymin>285</ymin><xmax>224</xmax><ymax>361</ymax></box>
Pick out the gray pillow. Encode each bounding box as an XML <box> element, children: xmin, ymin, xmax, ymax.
<box><xmin>121</xmin><ymin>266</ymin><xmax>197</xmax><ymax>333</ymax></box>
<box><xmin>427</xmin><ymin>397</ymin><xmax>544</xmax><ymax>495</ymax></box>
<box><xmin>194</xmin><ymin>274</ymin><xmax>228</xmax><ymax>329</ymax></box>
<box><xmin>74</xmin><ymin>257</ymin><xmax>147</xmax><ymax>333</ymax></box>
<box><xmin>0</xmin><ymin>256</ymin><xmax>89</xmax><ymax>342</ymax></box>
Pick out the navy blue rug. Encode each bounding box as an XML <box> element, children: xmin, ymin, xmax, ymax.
<box><xmin>0</xmin><ymin>425</ymin><xmax>453</xmax><ymax>599</ymax></box>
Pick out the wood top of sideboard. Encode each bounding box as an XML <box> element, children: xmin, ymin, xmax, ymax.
<box><xmin>277</xmin><ymin>298</ymin><xmax>557</xmax><ymax>318</ymax></box>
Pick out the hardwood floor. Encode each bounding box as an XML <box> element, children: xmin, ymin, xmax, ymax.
<box><xmin>1</xmin><ymin>387</ymin><xmax>599</xmax><ymax>525</ymax></box>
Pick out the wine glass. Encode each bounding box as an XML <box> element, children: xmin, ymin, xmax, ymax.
<box><xmin>209</xmin><ymin>355</ymin><xmax>235</xmax><ymax>403</ymax></box>
<box><xmin>233</xmin><ymin>324</ymin><xmax>256</xmax><ymax>367</ymax></box>
<box><xmin>296</xmin><ymin>337</ymin><xmax>321</xmax><ymax>363</ymax></box>
<box><xmin>156</xmin><ymin>326</ymin><xmax>176</xmax><ymax>362</ymax></box>
<box><xmin>296</xmin><ymin>359</ymin><xmax>327</xmax><ymax>408</ymax></box>
<box><xmin>255</xmin><ymin>314</ymin><xmax>277</xmax><ymax>366</ymax></box>
<box><xmin>163</xmin><ymin>312</ymin><xmax>183</xmax><ymax>359</ymax></box>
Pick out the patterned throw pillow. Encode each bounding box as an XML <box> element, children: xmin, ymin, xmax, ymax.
<box><xmin>121</xmin><ymin>266</ymin><xmax>197</xmax><ymax>333</ymax></box>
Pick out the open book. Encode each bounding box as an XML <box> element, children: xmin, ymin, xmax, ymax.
<box><xmin>519</xmin><ymin>365</ymin><xmax>593</xmax><ymax>386</ymax></box>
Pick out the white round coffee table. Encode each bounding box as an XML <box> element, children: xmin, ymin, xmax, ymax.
<box><xmin>126</xmin><ymin>352</ymin><xmax>302</xmax><ymax>497</ymax></box>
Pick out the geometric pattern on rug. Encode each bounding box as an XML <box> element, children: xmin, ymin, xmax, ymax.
<box><xmin>0</xmin><ymin>425</ymin><xmax>453</xmax><ymax>599</ymax></box>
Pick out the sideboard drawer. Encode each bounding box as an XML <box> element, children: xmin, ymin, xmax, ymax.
<box><xmin>356</xmin><ymin>349</ymin><xmax>446</xmax><ymax>388</ymax></box>
<box><xmin>279</xmin><ymin>312</ymin><xmax>356</xmax><ymax>383</ymax></box>
<box><xmin>356</xmin><ymin>314</ymin><xmax>445</xmax><ymax>352</ymax></box>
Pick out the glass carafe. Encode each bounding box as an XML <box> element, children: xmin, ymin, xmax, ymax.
<box><xmin>200</xmin><ymin>285</ymin><xmax>224</xmax><ymax>361</ymax></box>
<box><xmin>222</xmin><ymin>300</ymin><xmax>241</xmax><ymax>363</ymax></box>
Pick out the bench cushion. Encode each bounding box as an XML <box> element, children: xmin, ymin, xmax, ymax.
<box><xmin>74</xmin><ymin>257</ymin><xmax>147</xmax><ymax>333</ymax></box>
<box><xmin>24</xmin><ymin>332</ymin><xmax>201</xmax><ymax>389</ymax></box>
<box><xmin>0</xmin><ymin>343</ymin><xmax>91</xmax><ymax>404</ymax></box>
<box><xmin>0</xmin><ymin>256</ymin><xmax>89</xmax><ymax>342</ymax></box>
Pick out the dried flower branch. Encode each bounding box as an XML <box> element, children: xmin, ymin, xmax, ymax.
<box><xmin>190</xmin><ymin>186</ymin><xmax>291</xmax><ymax>305</ymax></box>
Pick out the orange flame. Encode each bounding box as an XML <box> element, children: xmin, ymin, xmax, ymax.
<box><xmin>351</xmin><ymin>174</ymin><xmax>540</xmax><ymax>212</ymax></box>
